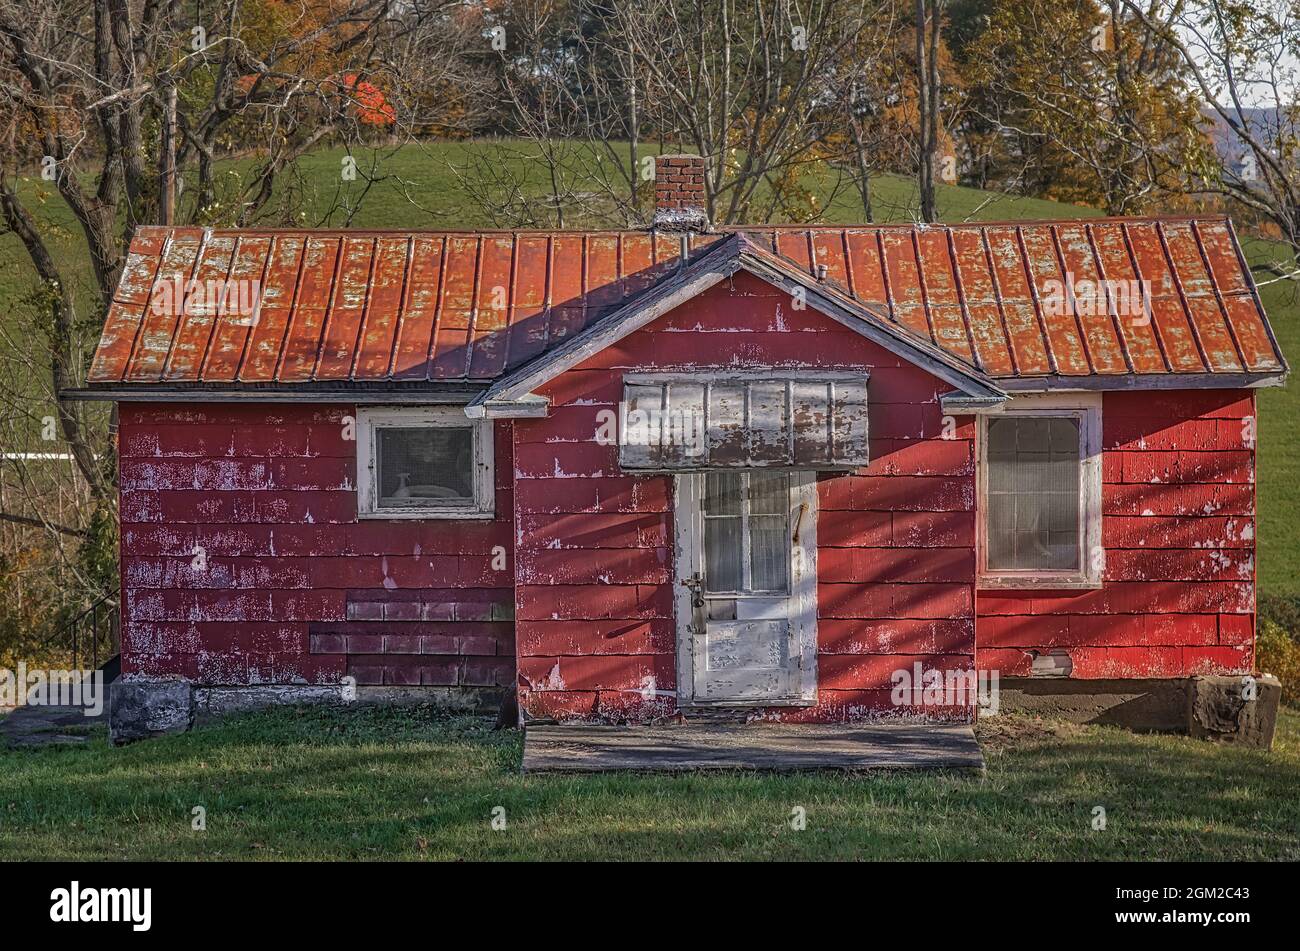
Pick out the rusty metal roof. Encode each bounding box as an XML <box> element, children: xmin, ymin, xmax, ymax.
<box><xmin>86</xmin><ymin>217</ymin><xmax>1286</xmax><ymax>391</ymax></box>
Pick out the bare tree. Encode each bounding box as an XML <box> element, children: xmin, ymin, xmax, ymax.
<box><xmin>832</xmin><ymin>0</ymin><xmax>911</xmax><ymax>222</ymax></box>
<box><xmin>914</xmin><ymin>0</ymin><xmax>944</xmax><ymax>222</ymax></box>
<box><xmin>1122</xmin><ymin>0</ymin><xmax>1300</xmax><ymax>273</ymax></box>
<box><xmin>458</xmin><ymin>0</ymin><xmax>903</xmax><ymax>228</ymax></box>
<box><xmin>451</xmin><ymin>1</ymin><xmax>651</xmax><ymax>228</ymax></box>
<box><xmin>0</xmin><ymin>0</ymin><xmax>487</xmax><ymax>620</ymax></box>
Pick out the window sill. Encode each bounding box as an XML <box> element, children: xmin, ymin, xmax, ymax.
<box><xmin>357</xmin><ymin>509</ymin><xmax>495</xmax><ymax>521</ymax></box>
<box><xmin>977</xmin><ymin>575</ymin><xmax>1103</xmax><ymax>591</ymax></box>
<box><xmin>680</xmin><ymin>697</ymin><xmax>816</xmax><ymax>709</ymax></box>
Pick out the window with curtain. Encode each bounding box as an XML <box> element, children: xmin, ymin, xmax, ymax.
<box><xmin>985</xmin><ymin>415</ymin><xmax>1082</xmax><ymax>573</ymax></box>
<box><xmin>357</xmin><ymin>407</ymin><xmax>494</xmax><ymax>518</ymax></box>
<box><xmin>702</xmin><ymin>471</ymin><xmax>790</xmax><ymax>595</ymax></box>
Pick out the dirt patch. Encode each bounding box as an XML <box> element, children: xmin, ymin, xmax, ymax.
<box><xmin>975</xmin><ymin>714</ymin><xmax>1086</xmax><ymax>753</ymax></box>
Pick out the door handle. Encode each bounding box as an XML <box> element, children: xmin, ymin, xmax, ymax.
<box><xmin>680</xmin><ymin>573</ymin><xmax>705</xmax><ymax>608</ymax></box>
<box><xmin>792</xmin><ymin>502</ymin><xmax>808</xmax><ymax>544</ymax></box>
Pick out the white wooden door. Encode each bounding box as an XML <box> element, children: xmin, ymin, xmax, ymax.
<box><xmin>674</xmin><ymin>471</ymin><xmax>818</xmax><ymax>706</ymax></box>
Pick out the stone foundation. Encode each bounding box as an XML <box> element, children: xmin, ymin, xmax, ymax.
<box><xmin>193</xmin><ymin>684</ymin><xmax>504</xmax><ymax>720</ymax></box>
<box><xmin>996</xmin><ymin>674</ymin><xmax>1282</xmax><ymax>749</ymax></box>
<box><xmin>110</xmin><ymin>679</ymin><xmax>505</xmax><ymax>743</ymax></box>
<box><xmin>109</xmin><ymin>675</ymin><xmax>1283</xmax><ymax>749</ymax></box>
<box><xmin>109</xmin><ymin>677</ymin><xmax>195</xmax><ymax>745</ymax></box>
<box><xmin>1188</xmin><ymin>675</ymin><xmax>1280</xmax><ymax>747</ymax></box>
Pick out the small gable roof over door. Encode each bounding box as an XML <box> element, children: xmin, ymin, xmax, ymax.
<box><xmin>78</xmin><ymin>215</ymin><xmax>1286</xmax><ymax>400</ymax></box>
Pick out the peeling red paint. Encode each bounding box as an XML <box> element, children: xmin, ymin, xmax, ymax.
<box><xmin>976</xmin><ymin>390</ymin><xmax>1259</xmax><ymax>682</ymax></box>
<box><xmin>110</xmin><ymin>237</ymin><xmax>1267</xmax><ymax>724</ymax></box>
<box><xmin>512</xmin><ymin>275</ymin><xmax>980</xmax><ymax>722</ymax></box>
<box><xmin>118</xmin><ymin>403</ymin><xmax>515</xmax><ymax>688</ymax></box>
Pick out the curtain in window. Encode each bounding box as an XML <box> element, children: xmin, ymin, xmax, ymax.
<box><xmin>986</xmin><ymin>416</ymin><xmax>1081</xmax><ymax>571</ymax></box>
<box><xmin>375</xmin><ymin>427</ymin><xmax>473</xmax><ymax>505</ymax></box>
<box><xmin>702</xmin><ymin>471</ymin><xmax>790</xmax><ymax>594</ymax></box>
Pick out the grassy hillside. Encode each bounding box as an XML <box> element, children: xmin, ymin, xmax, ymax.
<box><xmin>0</xmin><ymin>142</ymin><xmax>1293</xmax><ymax>593</ymax></box>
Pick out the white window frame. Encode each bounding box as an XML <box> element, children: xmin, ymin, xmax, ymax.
<box><xmin>977</xmin><ymin>392</ymin><xmax>1102</xmax><ymax>590</ymax></box>
<box><xmin>356</xmin><ymin>407</ymin><xmax>494</xmax><ymax>520</ymax></box>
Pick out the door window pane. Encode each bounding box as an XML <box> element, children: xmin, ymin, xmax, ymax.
<box><xmin>705</xmin><ymin>471</ymin><xmax>742</xmax><ymax>515</ymax></box>
<box><xmin>749</xmin><ymin>515</ymin><xmax>789</xmax><ymax>593</ymax></box>
<box><xmin>704</xmin><ymin>515</ymin><xmax>743</xmax><ymax>593</ymax></box>
<box><xmin>702</xmin><ymin>471</ymin><xmax>790</xmax><ymax>594</ymax></box>
<box><xmin>986</xmin><ymin>416</ymin><xmax>1081</xmax><ymax>571</ymax></box>
<box><xmin>748</xmin><ymin>471</ymin><xmax>788</xmax><ymax>514</ymax></box>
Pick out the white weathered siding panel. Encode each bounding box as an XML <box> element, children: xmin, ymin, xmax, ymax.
<box><xmin>620</xmin><ymin>372</ymin><xmax>870</xmax><ymax>470</ymax></box>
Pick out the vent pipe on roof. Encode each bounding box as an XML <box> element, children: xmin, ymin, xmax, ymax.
<box><xmin>652</xmin><ymin>154</ymin><xmax>710</xmax><ymax>233</ymax></box>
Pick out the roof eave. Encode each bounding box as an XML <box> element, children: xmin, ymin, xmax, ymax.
<box><xmin>994</xmin><ymin>371</ymin><xmax>1288</xmax><ymax>393</ymax></box>
<box><xmin>60</xmin><ymin>382</ymin><xmax>490</xmax><ymax>403</ymax></box>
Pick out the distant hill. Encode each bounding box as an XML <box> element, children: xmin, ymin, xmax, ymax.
<box><xmin>1203</xmin><ymin>106</ymin><xmax>1295</xmax><ymax>176</ymax></box>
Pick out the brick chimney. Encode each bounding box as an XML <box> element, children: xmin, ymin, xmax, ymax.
<box><xmin>652</xmin><ymin>154</ymin><xmax>709</xmax><ymax>232</ymax></box>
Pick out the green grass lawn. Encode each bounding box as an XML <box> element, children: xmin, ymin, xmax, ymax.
<box><xmin>0</xmin><ymin>141</ymin><xmax>1294</xmax><ymax>592</ymax></box>
<box><xmin>1</xmin><ymin>704</ymin><xmax>1297</xmax><ymax>861</ymax></box>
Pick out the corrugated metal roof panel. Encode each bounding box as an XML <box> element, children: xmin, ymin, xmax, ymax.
<box><xmin>87</xmin><ymin>218</ymin><xmax>1286</xmax><ymax>389</ymax></box>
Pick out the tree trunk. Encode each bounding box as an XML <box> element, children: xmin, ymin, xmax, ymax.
<box><xmin>159</xmin><ymin>77</ymin><xmax>177</xmax><ymax>225</ymax></box>
<box><xmin>915</xmin><ymin>0</ymin><xmax>942</xmax><ymax>223</ymax></box>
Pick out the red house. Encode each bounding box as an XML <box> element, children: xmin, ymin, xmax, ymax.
<box><xmin>78</xmin><ymin>157</ymin><xmax>1288</xmax><ymax>737</ymax></box>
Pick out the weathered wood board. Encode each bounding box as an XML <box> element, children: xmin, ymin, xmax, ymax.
<box><xmin>521</xmin><ymin>721</ymin><xmax>985</xmax><ymax>773</ymax></box>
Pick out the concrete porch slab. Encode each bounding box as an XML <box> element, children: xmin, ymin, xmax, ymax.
<box><xmin>1</xmin><ymin>704</ymin><xmax>105</xmax><ymax>748</ymax></box>
<box><xmin>522</xmin><ymin>721</ymin><xmax>985</xmax><ymax>773</ymax></box>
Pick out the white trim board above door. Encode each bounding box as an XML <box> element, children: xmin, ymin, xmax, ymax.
<box><xmin>673</xmin><ymin>470</ymin><xmax>819</xmax><ymax>707</ymax></box>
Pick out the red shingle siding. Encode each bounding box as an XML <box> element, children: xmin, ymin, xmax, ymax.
<box><xmin>112</xmin><ymin>294</ymin><xmax>1264</xmax><ymax>716</ymax></box>
<box><xmin>812</xmin><ymin>403</ymin><xmax>976</xmax><ymax>720</ymax></box>
<box><xmin>514</xmin><ymin>271</ymin><xmax>978</xmax><ymax>722</ymax></box>
<box><xmin>118</xmin><ymin>403</ymin><xmax>516</xmax><ymax>688</ymax></box>
<box><xmin>976</xmin><ymin>390</ymin><xmax>1256</xmax><ymax>679</ymax></box>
